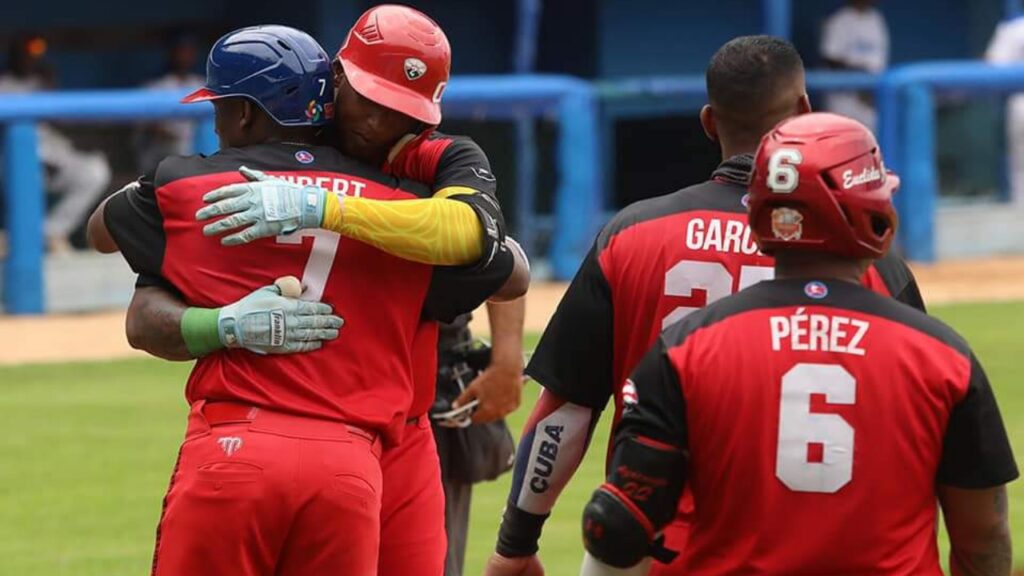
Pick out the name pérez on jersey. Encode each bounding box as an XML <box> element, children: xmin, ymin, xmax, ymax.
<box><xmin>686</xmin><ymin>217</ymin><xmax>760</xmax><ymax>255</ymax></box>
<box><xmin>770</xmin><ymin>307</ymin><xmax>869</xmax><ymax>356</ymax></box>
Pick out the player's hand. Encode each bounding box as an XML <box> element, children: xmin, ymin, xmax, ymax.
<box><xmin>196</xmin><ymin>166</ymin><xmax>329</xmax><ymax>245</ymax></box>
<box><xmin>454</xmin><ymin>362</ymin><xmax>524</xmax><ymax>424</ymax></box>
<box><xmin>483</xmin><ymin>553</ymin><xmax>544</xmax><ymax>576</ymax></box>
<box><xmin>218</xmin><ymin>282</ymin><xmax>343</xmax><ymax>354</ymax></box>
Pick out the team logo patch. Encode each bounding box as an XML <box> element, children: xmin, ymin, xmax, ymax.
<box><xmin>621</xmin><ymin>379</ymin><xmax>639</xmax><ymax>408</ymax></box>
<box><xmin>295</xmin><ymin>150</ymin><xmax>315</xmax><ymax>164</ymax></box>
<box><xmin>305</xmin><ymin>100</ymin><xmax>323</xmax><ymax>123</ymax></box>
<box><xmin>804</xmin><ymin>281</ymin><xmax>829</xmax><ymax>299</ymax></box>
<box><xmin>471</xmin><ymin>166</ymin><xmax>496</xmax><ymax>182</ymax></box>
<box><xmin>770</xmin><ymin>207</ymin><xmax>803</xmax><ymax>241</ymax></box>
<box><xmin>217</xmin><ymin>436</ymin><xmax>243</xmax><ymax>456</ymax></box>
<box><xmin>404</xmin><ymin>57</ymin><xmax>427</xmax><ymax>81</ymax></box>
<box><xmin>740</xmin><ymin>193</ymin><xmax>751</xmax><ymax>208</ymax></box>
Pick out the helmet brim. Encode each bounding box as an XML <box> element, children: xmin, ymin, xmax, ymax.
<box><xmin>180</xmin><ymin>87</ymin><xmax>221</xmax><ymax>104</ymax></box>
<box><xmin>340</xmin><ymin>58</ymin><xmax>442</xmax><ymax>126</ymax></box>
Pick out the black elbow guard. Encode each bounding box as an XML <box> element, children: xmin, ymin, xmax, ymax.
<box><xmin>453</xmin><ymin>192</ymin><xmax>505</xmax><ymax>269</ymax></box>
<box><xmin>582</xmin><ymin>486</ymin><xmax>653</xmax><ymax>568</ymax></box>
<box><xmin>582</xmin><ymin>435</ymin><xmax>686</xmax><ymax>568</ymax></box>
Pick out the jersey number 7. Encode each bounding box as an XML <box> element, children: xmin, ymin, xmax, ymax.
<box><xmin>276</xmin><ymin>229</ymin><xmax>341</xmax><ymax>302</ymax></box>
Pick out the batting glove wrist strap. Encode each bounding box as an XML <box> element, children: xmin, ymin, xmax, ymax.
<box><xmin>496</xmin><ymin>503</ymin><xmax>549</xmax><ymax>558</ymax></box>
<box><xmin>180</xmin><ymin>307</ymin><xmax>225</xmax><ymax>358</ymax></box>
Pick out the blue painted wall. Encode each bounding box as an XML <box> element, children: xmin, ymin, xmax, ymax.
<box><xmin>0</xmin><ymin>0</ymin><xmax>1011</xmax><ymax>88</ymax></box>
<box><xmin>598</xmin><ymin>0</ymin><xmax>762</xmax><ymax>77</ymax></box>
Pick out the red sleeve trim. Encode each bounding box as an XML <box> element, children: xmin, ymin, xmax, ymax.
<box><xmin>383</xmin><ymin>133</ymin><xmax>453</xmax><ymax>186</ymax></box>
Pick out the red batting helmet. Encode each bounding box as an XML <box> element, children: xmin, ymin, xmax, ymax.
<box><xmin>748</xmin><ymin>112</ymin><xmax>899</xmax><ymax>259</ymax></box>
<box><xmin>338</xmin><ymin>4</ymin><xmax>451</xmax><ymax>125</ymax></box>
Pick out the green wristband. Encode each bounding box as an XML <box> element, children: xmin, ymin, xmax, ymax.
<box><xmin>180</xmin><ymin>307</ymin><xmax>224</xmax><ymax>357</ymax></box>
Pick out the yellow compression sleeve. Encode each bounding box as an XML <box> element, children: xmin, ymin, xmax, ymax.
<box><xmin>321</xmin><ymin>187</ymin><xmax>484</xmax><ymax>265</ymax></box>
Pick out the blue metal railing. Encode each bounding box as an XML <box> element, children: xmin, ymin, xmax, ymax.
<box><xmin>6</xmin><ymin>65</ymin><xmax>1024</xmax><ymax>313</ymax></box>
<box><xmin>877</xmin><ymin>61</ymin><xmax>1024</xmax><ymax>261</ymax></box>
<box><xmin>0</xmin><ymin>74</ymin><xmax>600</xmax><ymax>313</ymax></box>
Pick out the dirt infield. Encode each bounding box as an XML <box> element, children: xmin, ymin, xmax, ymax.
<box><xmin>5</xmin><ymin>256</ymin><xmax>1024</xmax><ymax>366</ymax></box>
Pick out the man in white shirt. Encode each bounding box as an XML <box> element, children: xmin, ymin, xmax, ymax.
<box><xmin>0</xmin><ymin>34</ymin><xmax>111</xmax><ymax>253</ymax></box>
<box><xmin>986</xmin><ymin>15</ymin><xmax>1024</xmax><ymax>204</ymax></box>
<box><xmin>820</xmin><ymin>0</ymin><xmax>889</xmax><ymax>131</ymax></box>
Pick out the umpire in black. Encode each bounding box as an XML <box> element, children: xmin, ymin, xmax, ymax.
<box><xmin>431</xmin><ymin>298</ymin><xmax>527</xmax><ymax>576</ymax></box>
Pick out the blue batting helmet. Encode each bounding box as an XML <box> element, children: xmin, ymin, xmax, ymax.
<box><xmin>182</xmin><ymin>25</ymin><xmax>333</xmax><ymax>126</ymax></box>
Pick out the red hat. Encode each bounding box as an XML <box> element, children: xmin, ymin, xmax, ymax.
<box><xmin>338</xmin><ymin>4</ymin><xmax>451</xmax><ymax>125</ymax></box>
<box><xmin>748</xmin><ymin>112</ymin><xmax>899</xmax><ymax>259</ymax></box>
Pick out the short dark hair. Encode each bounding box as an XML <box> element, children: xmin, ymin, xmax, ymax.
<box><xmin>706</xmin><ymin>36</ymin><xmax>805</xmax><ymax>135</ymax></box>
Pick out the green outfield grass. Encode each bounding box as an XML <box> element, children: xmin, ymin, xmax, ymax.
<box><xmin>1</xmin><ymin>301</ymin><xmax>1023</xmax><ymax>575</ymax></box>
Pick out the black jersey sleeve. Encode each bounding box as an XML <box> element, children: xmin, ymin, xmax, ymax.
<box><xmin>435</xmin><ymin>137</ymin><xmax>498</xmax><ymax>197</ymax></box>
<box><xmin>874</xmin><ymin>251</ymin><xmax>927</xmax><ymax>312</ymax></box>
<box><xmin>936</xmin><ymin>353</ymin><xmax>1019</xmax><ymax>488</ymax></box>
<box><xmin>525</xmin><ymin>242</ymin><xmax>615</xmax><ymax>410</ymax></box>
<box><xmin>614</xmin><ymin>338</ymin><xmax>688</xmax><ymax>450</ymax></box>
<box><xmin>421</xmin><ymin>239</ymin><xmax>514</xmax><ymax>323</ymax></box>
<box><xmin>103</xmin><ymin>174</ymin><xmax>165</xmax><ymax>277</ymax></box>
<box><xmin>135</xmin><ymin>272</ymin><xmax>182</xmax><ymax>296</ymax></box>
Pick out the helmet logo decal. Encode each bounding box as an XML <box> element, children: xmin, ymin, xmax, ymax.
<box><xmin>770</xmin><ymin>207</ymin><xmax>803</xmax><ymax>241</ymax></box>
<box><xmin>842</xmin><ymin>166</ymin><xmax>882</xmax><ymax>189</ymax></box>
<box><xmin>432</xmin><ymin>81</ymin><xmax>447</xmax><ymax>103</ymax></box>
<box><xmin>295</xmin><ymin>150</ymin><xmax>315</xmax><ymax>164</ymax></box>
<box><xmin>404</xmin><ymin>57</ymin><xmax>427</xmax><ymax>81</ymax></box>
<box><xmin>305</xmin><ymin>99</ymin><xmax>324</xmax><ymax>123</ymax></box>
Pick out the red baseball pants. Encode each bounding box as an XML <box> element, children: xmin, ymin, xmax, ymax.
<box><xmin>152</xmin><ymin>401</ymin><xmax>383</xmax><ymax>576</ymax></box>
<box><xmin>378</xmin><ymin>416</ymin><xmax>448</xmax><ymax>576</ymax></box>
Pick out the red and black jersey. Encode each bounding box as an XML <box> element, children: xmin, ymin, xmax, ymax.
<box><xmin>621</xmin><ymin>278</ymin><xmax>1017</xmax><ymax>575</ymax></box>
<box><xmin>384</xmin><ymin>131</ymin><xmax>498</xmax><ymax>197</ymax></box>
<box><xmin>384</xmin><ymin>131</ymin><xmax>506</xmax><ymax>417</ymax></box>
<box><xmin>104</xmin><ymin>142</ymin><xmax>510</xmax><ymax>444</ymax></box>
<box><xmin>527</xmin><ymin>154</ymin><xmax>925</xmax><ymax>418</ymax></box>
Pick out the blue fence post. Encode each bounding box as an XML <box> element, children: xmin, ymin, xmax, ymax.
<box><xmin>901</xmin><ymin>84</ymin><xmax>936</xmax><ymax>262</ymax></box>
<box><xmin>762</xmin><ymin>0</ymin><xmax>792</xmax><ymax>39</ymax></box>
<box><xmin>551</xmin><ymin>86</ymin><xmax>600</xmax><ymax>279</ymax></box>
<box><xmin>3</xmin><ymin>122</ymin><xmax>45</xmax><ymax>314</ymax></box>
<box><xmin>193</xmin><ymin>116</ymin><xmax>218</xmax><ymax>155</ymax></box>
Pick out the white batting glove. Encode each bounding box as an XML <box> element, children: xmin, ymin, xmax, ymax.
<box><xmin>217</xmin><ymin>283</ymin><xmax>343</xmax><ymax>354</ymax></box>
<box><xmin>196</xmin><ymin>166</ymin><xmax>328</xmax><ymax>245</ymax></box>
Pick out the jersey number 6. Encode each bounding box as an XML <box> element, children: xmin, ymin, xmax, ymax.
<box><xmin>775</xmin><ymin>363</ymin><xmax>856</xmax><ymax>494</ymax></box>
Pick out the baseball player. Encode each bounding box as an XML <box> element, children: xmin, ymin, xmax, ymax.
<box><xmin>581</xmin><ymin>112</ymin><xmax>1017</xmax><ymax>576</ymax></box>
<box><xmin>96</xmin><ymin>7</ymin><xmax>527</xmax><ymax>576</ymax></box>
<box><xmin>486</xmin><ymin>36</ymin><xmax>925</xmax><ymax>576</ymax></box>
<box><xmin>90</xmin><ymin>25</ymin><xmax>514</xmax><ymax>576</ymax></box>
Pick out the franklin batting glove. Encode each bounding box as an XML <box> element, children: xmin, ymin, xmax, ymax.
<box><xmin>195</xmin><ymin>166</ymin><xmax>330</xmax><ymax>245</ymax></box>
<box><xmin>181</xmin><ymin>283</ymin><xmax>343</xmax><ymax>356</ymax></box>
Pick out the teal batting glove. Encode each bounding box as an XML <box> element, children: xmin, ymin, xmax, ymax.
<box><xmin>180</xmin><ymin>282</ymin><xmax>343</xmax><ymax>356</ymax></box>
<box><xmin>195</xmin><ymin>166</ymin><xmax>327</xmax><ymax>245</ymax></box>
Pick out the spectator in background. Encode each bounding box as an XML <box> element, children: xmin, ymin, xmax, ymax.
<box><xmin>0</xmin><ymin>34</ymin><xmax>111</xmax><ymax>253</ymax></box>
<box><xmin>820</xmin><ymin>0</ymin><xmax>889</xmax><ymax>131</ymax></box>
<box><xmin>986</xmin><ymin>15</ymin><xmax>1024</xmax><ymax>204</ymax></box>
<box><xmin>134</xmin><ymin>34</ymin><xmax>204</xmax><ymax>174</ymax></box>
